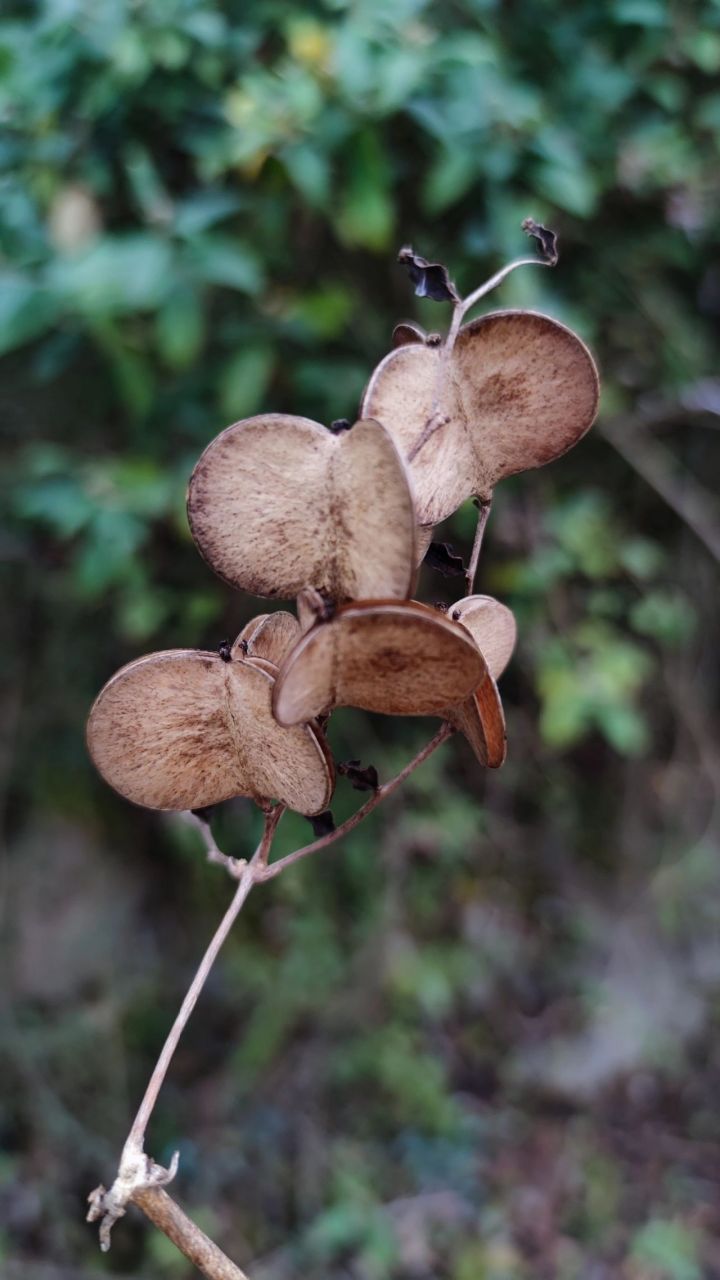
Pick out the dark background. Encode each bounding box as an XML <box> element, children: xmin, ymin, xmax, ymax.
<box><xmin>2</xmin><ymin>2</ymin><xmax>720</xmax><ymax>1277</ymax></box>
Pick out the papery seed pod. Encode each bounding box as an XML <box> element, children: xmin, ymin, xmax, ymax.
<box><xmin>442</xmin><ymin>595</ymin><xmax>517</xmax><ymax>769</ymax></box>
<box><xmin>87</xmin><ymin>645</ymin><xmax>334</xmax><ymax>816</ymax></box>
<box><xmin>362</xmin><ymin>311</ymin><xmax>599</xmax><ymax>526</ymax></box>
<box><xmin>449</xmin><ymin>595</ymin><xmax>517</xmax><ymax>680</ymax></box>
<box><xmin>273</xmin><ymin>599</ymin><xmax>486</xmax><ymax>725</ymax></box>
<box><xmin>188</xmin><ymin>415</ymin><xmax>417</xmax><ymax>602</ymax></box>
<box><xmin>232</xmin><ymin>611</ymin><xmax>301</xmax><ymax>666</ymax></box>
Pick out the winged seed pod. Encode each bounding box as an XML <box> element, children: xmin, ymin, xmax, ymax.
<box><xmin>361</xmin><ymin>310</ymin><xmax>599</xmax><ymax>527</ymax></box>
<box><xmin>232</xmin><ymin>610</ymin><xmax>301</xmax><ymax>665</ymax></box>
<box><xmin>87</xmin><ymin>639</ymin><xmax>334</xmax><ymax>816</ymax></box>
<box><xmin>272</xmin><ymin>600</ymin><xmax>486</xmax><ymax>726</ymax></box>
<box><xmin>441</xmin><ymin>595</ymin><xmax>518</xmax><ymax>769</ymax></box>
<box><xmin>187</xmin><ymin>414</ymin><xmax>417</xmax><ymax>602</ymax></box>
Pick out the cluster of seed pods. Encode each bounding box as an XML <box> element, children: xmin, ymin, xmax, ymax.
<box><xmin>87</xmin><ymin>294</ymin><xmax>599</xmax><ymax>820</ymax></box>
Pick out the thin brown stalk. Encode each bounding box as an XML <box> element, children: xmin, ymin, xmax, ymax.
<box><xmin>131</xmin><ymin>1188</ymin><xmax>250</xmax><ymax>1280</ymax></box>
<box><xmin>259</xmin><ymin>721</ymin><xmax>454</xmax><ymax>881</ymax></box>
<box><xmin>465</xmin><ymin>497</ymin><xmax>493</xmax><ymax>595</ymax></box>
<box><xmin>409</xmin><ymin>255</ymin><xmax>553</xmax><ymax>463</ymax></box>
<box><xmin>125</xmin><ymin>806</ymin><xmax>283</xmax><ymax>1157</ymax></box>
<box><xmin>90</xmin><ymin>733</ymin><xmax>453</xmax><ymax>1274</ymax></box>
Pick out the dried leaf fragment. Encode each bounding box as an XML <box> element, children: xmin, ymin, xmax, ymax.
<box><xmin>362</xmin><ymin>310</ymin><xmax>599</xmax><ymax>525</ymax></box>
<box><xmin>188</xmin><ymin>414</ymin><xmax>417</xmax><ymax>602</ymax></box>
<box><xmin>397</xmin><ymin>246</ymin><xmax>460</xmax><ymax>304</ymax></box>
<box><xmin>521</xmin><ymin>217</ymin><xmax>559</xmax><ymax>266</ymax></box>
<box><xmin>273</xmin><ymin>599</ymin><xmax>486</xmax><ymax>725</ymax></box>
<box><xmin>425</xmin><ymin>541</ymin><xmax>466</xmax><ymax>578</ymax></box>
<box><xmin>338</xmin><ymin>760</ymin><xmax>380</xmax><ymax>792</ymax></box>
<box><xmin>87</xmin><ymin>649</ymin><xmax>334</xmax><ymax>816</ymax></box>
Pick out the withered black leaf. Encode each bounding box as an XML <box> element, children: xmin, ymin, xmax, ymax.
<box><xmin>338</xmin><ymin>759</ymin><xmax>380</xmax><ymax>792</ymax></box>
<box><xmin>397</xmin><ymin>246</ymin><xmax>460</xmax><ymax>304</ymax></box>
<box><xmin>328</xmin><ymin>418</ymin><xmax>353</xmax><ymax>434</ymax></box>
<box><xmin>218</xmin><ymin>639</ymin><xmax>232</xmax><ymax>662</ymax></box>
<box><xmin>425</xmin><ymin>541</ymin><xmax>466</xmax><ymax>578</ymax></box>
<box><xmin>309</xmin><ymin>809</ymin><xmax>335</xmax><ymax>837</ymax></box>
<box><xmin>521</xmin><ymin>218</ymin><xmax>559</xmax><ymax>266</ymax></box>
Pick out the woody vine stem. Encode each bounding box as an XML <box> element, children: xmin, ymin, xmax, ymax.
<box><xmin>87</xmin><ymin>240</ymin><xmax>550</xmax><ymax>1276</ymax></box>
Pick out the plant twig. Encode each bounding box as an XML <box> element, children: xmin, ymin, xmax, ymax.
<box><xmin>132</xmin><ymin>1187</ymin><xmax>250</xmax><ymax>1280</ymax></box>
<box><xmin>88</xmin><ymin>727</ymin><xmax>453</xmax><ymax>1273</ymax></box>
<box><xmin>180</xmin><ymin>810</ymin><xmax>247</xmax><ymax>878</ymax></box>
<box><xmin>88</xmin><ymin>807</ymin><xmax>284</xmax><ymax>1255</ymax></box>
<box><xmin>409</xmin><ymin>253</ymin><xmax>554</xmax><ymax>462</ymax></box>
<box><xmin>259</xmin><ymin>722</ymin><xmax>454</xmax><ymax>881</ymax></box>
<box><xmin>465</xmin><ymin>497</ymin><xmax>493</xmax><ymax>595</ymax></box>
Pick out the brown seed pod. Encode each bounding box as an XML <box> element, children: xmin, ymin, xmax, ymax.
<box><xmin>273</xmin><ymin>599</ymin><xmax>486</xmax><ymax>726</ymax></box>
<box><xmin>362</xmin><ymin>310</ymin><xmax>599</xmax><ymax>526</ymax></box>
<box><xmin>444</xmin><ymin>675</ymin><xmax>507</xmax><ymax>769</ymax></box>
<box><xmin>442</xmin><ymin>594</ymin><xmax>515</xmax><ymax>769</ymax></box>
<box><xmin>449</xmin><ymin>595</ymin><xmax>517</xmax><ymax>679</ymax></box>
<box><xmin>415</xmin><ymin>523</ymin><xmax>435</xmax><ymax>565</ymax></box>
<box><xmin>187</xmin><ymin>414</ymin><xmax>417</xmax><ymax>602</ymax></box>
<box><xmin>392</xmin><ymin>321</ymin><xmax>428</xmax><ymax>348</ymax></box>
<box><xmin>232</xmin><ymin>611</ymin><xmax>301</xmax><ymax>665</ymax></box>
<box><xmin>87</xmin><ymin>649</ymin><xmax>334</xmax><ymax>815</ymax></box>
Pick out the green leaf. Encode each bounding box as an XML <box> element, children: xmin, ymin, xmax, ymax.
<box><xmin>219</xmin><ymin>345</ymin><xmax>274</xmax><ymax>420</ymax></box>
<box><xmin>335</xmin><ymin>131</ymin><xmax>394</xmax><ymax>252</ymax></box>
<box><xmin>47</xmin><ymin>235</ymin><xmax>174</xmax><ymax>316</ymax></box>
<box><xmin>0</xmin><ymin>274</ymin><xmax>58</xmax><ymax>355</ymax></box>
<box><xmin>186</xmin><ymin>235</ymin><xmax>264</xmax><ymax>293</ymax></box>
<box><xmin>155</xmin><ymin>287</ymin><xmax>205</xmax><ymax>368</ymax></box>
<box><xmin>630</xmin><ymin>1219</ymin><xmax>702</xmax><ymax>1280</ymax></box>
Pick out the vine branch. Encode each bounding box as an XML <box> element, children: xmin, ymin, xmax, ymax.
<box><xmin>88</xmin><ymin>725</ymin><xmax>455</xmax><ymax>1276</ymax></box>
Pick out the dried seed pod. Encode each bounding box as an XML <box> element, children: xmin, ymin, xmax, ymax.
<box><xmin>449</xmin><ymin>595</ymin><xmax>517</xmax><ymax>679</ymax></box>
<box><xmin>231</xmin><ymin>611</ymin><xmax>301</xmax><ymax>665</ymax></box>
<box><xmin>392</xmin><ymin>321</ymin><xmax>428</xmax><ymax>348</ymax></box>
<box><xmin>415</xmin><ymin>523</ymin><xmax>435</xmax><ymax>565</ymax></box>
<box><xmin>87</xmin><ymin>649</ymin><xmax>334</xmax><ymax>815</ymax></box>
<box><xmin>442</xmin><ymin>594</ymin><xmax>515</xmax><ymax>769</ymax></box>
<box><xmin>188</xmin><ymin>415</ymin><xmax>417</xmax><ymax>601</ymax></box>
<box><xmin>444</xmin><ymin>676</ymin><xmax>507</xmax><ymax>769</ymax></box>
<box><xmin>362</xmin><ymin>311</ymin><xmax>599</xmax><ymax>525</ymax></box>
<box><xmin>273</xmin><ymin>599</ymin><xmax>485</xmax><ymax>726</ymax></box>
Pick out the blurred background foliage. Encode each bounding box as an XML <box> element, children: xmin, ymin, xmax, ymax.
<box><xmin>2</xmin><ymin>0</ymin><xmax>720</xmax><ymax>1276</ymax></box>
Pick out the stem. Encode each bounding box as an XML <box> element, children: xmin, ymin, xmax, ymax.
<box><xmin>460</xmin><ymin>254</ymin><xmax>549</xmax><ymax>320</ymax></box>
<box><xmin>259</xmin><ymin>722</ymin><xmax>454</xmax><ymax>882</ymax></box>
<box><xmin>89</xmin><ymin>726</ymin><xmax>452</xmax><ymax>1273</ymax></box>
<box><xmin>125</xmin><ymin>807</ymin><xmax>283</xmax><ymax>1158</ymax></box>
<box><xmin>132</xmin><ymin>1188</ymin><xmax>249</xmax><ymax>1280</ymax></box>
<box><xmin>465</xmin><ymin>497</ymin><xmax>493</xmax><ymax>595</ymax></box>
<box><xmin>409</xmin><ymin>254</ymin><xmax>554</xmax><ymax>463</ymax></box>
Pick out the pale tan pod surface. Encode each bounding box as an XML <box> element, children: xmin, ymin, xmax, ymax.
<box><xmin>415</xmin><ymin>523</ymin><xmax>435</xmax><ymax>565</ymax></box>
<box><xmin>187</xmin><ymin>414</ymin><xmax>416</xmax><ymax>602</ymax></box>
<box><xmin>331</xmin><ymin>419</ymin><xmax>417</xmax><ymax>600</ymax></box>
<box><xmin>392</xmin><ymin>321</ymin><xmax>427</xmax><ymax>348</ymax></box>
<box><xmin>231</xmin><ymin>611</ymin><xmax>301</xmax><ymax>665</ymax></box>
<box><xmin>449</xmin><ymin>595</ymin><xmax>517</xmax><ymax>680</ymax></box>
<box><xmin>232</xmin><ymin>614</ymin><xmax>269</xmax><ymax>654</ymax></box>
<box><xmin>362</xmin><ymin>310</ymin><xmax>599</xmax><ymax>525</ymax></box>
<box><xmin>273</xmin><ymin>600</ymin><xmax>485</xmax><ymax>725</ymax></box>
<box><xmin>445</xmin><ymin>676</ymin><xmax>507</xmax><ymax>770</ymax></box>
<box><xmin>87</xmin><ymin>650</ymin><xmax>334</xmax><ymax>815</ymax></box>
<box><xmin>227</xmin><ymin>658</ymin><xmax>335</xmax><ymax>814</ymax></box>
<box><xmin>362</xmin><ymin>342</ymin><xmax>467</xmax><ymax>525</ymax></box>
